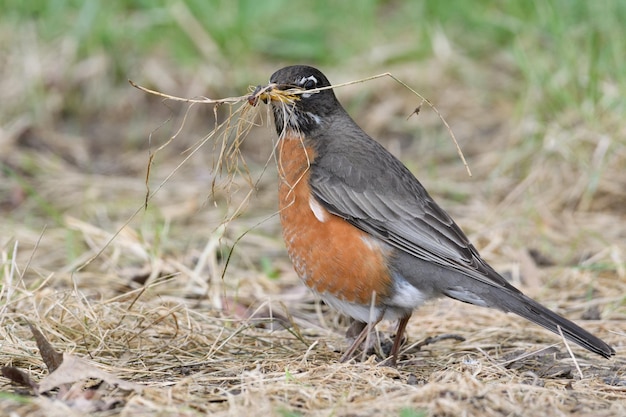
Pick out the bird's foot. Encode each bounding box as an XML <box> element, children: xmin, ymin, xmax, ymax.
<box><xmin>342</xmin><ymin>319</ymin><xmax>401</xmax><ymax>363</ymax></box>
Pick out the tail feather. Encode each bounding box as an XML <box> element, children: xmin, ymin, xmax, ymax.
<box><xmin>498</xmin><ymin>292</ymin><xmax>614</xmax><ymax>358</ymax></box>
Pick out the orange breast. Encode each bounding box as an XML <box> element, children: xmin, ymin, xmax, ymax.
<box><xmin>277</xmin><ymin>133</ymin><xmax>392</xmax><ymax>305</ymax></box>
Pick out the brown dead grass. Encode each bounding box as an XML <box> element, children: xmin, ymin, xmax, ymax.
<box><xmin>1</xmin><ymin>25</ymin><xmax>625</xmax><ymax>417</ymax></box>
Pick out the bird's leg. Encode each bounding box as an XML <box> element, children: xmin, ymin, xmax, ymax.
<box><xmin>340</xmin><ymin>318</ymin><xmax>382</xmax><ymax>363</ymax></box>
<box><xmin>388</xmin><ymin>315</ymin><xmax>411</xmax><ymax>366</ymax></box>
<box><xmin>345</xmin><ymin>319</ymin><xmax>382</xmax><ymax>357</ymax></box>
<box><xmin>345</xmin><ymin>319</ymin><xmax>367</xmax><ymax>340</ymax></box>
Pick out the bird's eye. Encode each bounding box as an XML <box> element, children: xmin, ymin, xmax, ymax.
<box><xmin>299</xmin><ymin>76</ymin><xmax>318</xmax><ymax>90</ymax></box>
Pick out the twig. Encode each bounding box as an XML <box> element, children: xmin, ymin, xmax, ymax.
<box><xmin>128</xmin><ymin>79</ymin><xmax>247</xmax><ymax>104</ymax></box>
<box><xmin>413</xmin><ymin>333</ymin><xmax>466</xmax><ymax>350</ymax></box>
<box><xmin>557</xmin><ymin>325</ymin><xmax>584</xmax><ymax>379</ymax></box>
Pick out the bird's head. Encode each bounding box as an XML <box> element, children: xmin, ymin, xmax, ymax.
<box><xmin>250</xmin><ymin>65</ymin><xmax>340</xmax><ymax>136</ymax></box>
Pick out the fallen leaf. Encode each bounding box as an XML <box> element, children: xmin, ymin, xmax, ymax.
<box><xmin>1</xmin><ymin>366</ymin><xmax>38</xmax><ymax>390</ymax></box>
<box><xmin>28</xmin><ymin>323</ymin><xmax>63</xmax><ymax>373</ymax></box>
<box><xmin>38</xmin><ymin>353</ymin><xmax>144</xmax><ymax>394</ymax></box>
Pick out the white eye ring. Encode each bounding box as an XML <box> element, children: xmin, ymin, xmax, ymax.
<box><xmin>298</xmin><ymin>75</ymin><xmax>318</xmax><ymax>89</ymax></box>
<box><xmin>298</xmin><ymin>76</ymin><xmax>318</xmax><ymax>98</ymax></box>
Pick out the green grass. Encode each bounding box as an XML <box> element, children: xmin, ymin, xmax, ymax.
<box><xmin>2</xmin><ymin>0</ymin><xmax>624</xmax><ymax>110</ymax></box>
<box><xmin>0</xmin><ymin>391</ymin><xmax>33</xmax><ymax>404</ymax></box>
<box><xmin>399</xmin><ymin>408</ymin><xmax>428</xmax><ymax>417</ymax></box>
<box><xmin>277</xmin><ymin>407</ymin><xmax>302</xmax><ymax>417</ymax></box>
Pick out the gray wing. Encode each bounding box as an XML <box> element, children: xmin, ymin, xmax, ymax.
<box><xmin>309</xmin><ymin>137</ymin><xmax>518</xmax><ymax>291</ymax></box>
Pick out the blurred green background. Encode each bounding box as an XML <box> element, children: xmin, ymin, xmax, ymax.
<box><xmin>2</xmin><ymin>0</ymin><xmax>624</xmax><ymax>126</ymax></box>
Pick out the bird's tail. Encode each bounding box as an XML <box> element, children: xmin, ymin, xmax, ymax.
<box><xmin>497</xmin><ymin>291</ymin><xmax>614</xmax><ymax>358</ymax></box>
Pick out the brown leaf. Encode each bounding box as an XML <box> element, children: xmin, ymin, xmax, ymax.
<box><xmin>38</xmin><ymin>353</ymin><xmax>144</xmax><ymax>394</ymax></box>
<box><xmin>1</xmin><ymin>366</ymin><xmax>38</xmax><ymax>390</ymax></box>
<box><xmin>28</xmin><ymin>323</ymin><xmax>63</xmax><ymax>373</ymax></box>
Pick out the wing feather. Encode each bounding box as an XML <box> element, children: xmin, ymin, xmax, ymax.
<box><xmin>309</xmin><ymin>132</ymin><xmax>515</xmax><ymax>290</ymax></box>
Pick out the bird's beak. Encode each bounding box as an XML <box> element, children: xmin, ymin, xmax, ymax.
<box><xmin>247</xmin><ymin>83</ymin><xmax>299</xmax><ymax>106</ymax></box>
<box><xmin>247</xmin><ymin>84</ymin><xmax>274</xmax><ymax>106</ymax></box>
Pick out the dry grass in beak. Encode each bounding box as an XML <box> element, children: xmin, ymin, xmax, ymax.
<box><xmin>128</xmin><ymin>80</ymin><xmax>266</xmax><ymax>206</ymax></box>
<box><xmin>130</xmin><ymin>72</ymin><xmax>469</xmax><ymax>191</ymax></box>
<box><xmin>247</xmin><ymin>83</ymin><xmax>302</xmax><ymax>106</ymax></box>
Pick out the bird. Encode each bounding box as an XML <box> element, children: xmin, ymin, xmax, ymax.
<box><xmin>251</xmin><ymin>64</ymin><xmax>615</xmax><ymax>365</ymax></box>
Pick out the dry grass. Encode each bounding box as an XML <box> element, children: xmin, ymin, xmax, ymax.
<box><xmin>2</xmin><ymin>24</ymin><xmax>626</xmax><ymax>417</ymax></box>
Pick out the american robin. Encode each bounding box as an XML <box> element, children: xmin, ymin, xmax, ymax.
<box><xmin>251</xmin><ymin>65</ymin><xmax>615</xmax><ymax>365</ymax></box>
